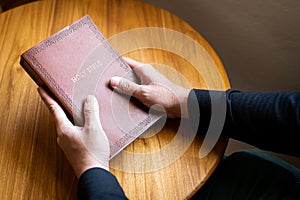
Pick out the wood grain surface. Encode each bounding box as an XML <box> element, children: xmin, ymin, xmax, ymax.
<box><xmin>0</xmin><ymin>0</ymin><xmax>230</xmax><ymax>199</ymax></box>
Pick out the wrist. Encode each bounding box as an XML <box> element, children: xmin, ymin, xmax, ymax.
<box><xmin>74</xmin><ymin>158</ymin><xmax>109</xmax><ymax>178</ymax></box>
<box><xmin>177</xmin><ymin>88</ymin><xmax>190</xmax><ymax>118</ymax></box>
<box><xmin>170</xmin><ymin>87</ymin><xmax>190</xmax><ymax>118</ymax></box>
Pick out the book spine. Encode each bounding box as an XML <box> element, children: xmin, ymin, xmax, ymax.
<box><xmin>20</xmin><ymin>55</ymin><xmax>83</xmax><ymax>125</ymax></box>
<box><xmin>20</xmin><ymin>56</ymin><xmax>46</xmax><ymax>87</ymax></box>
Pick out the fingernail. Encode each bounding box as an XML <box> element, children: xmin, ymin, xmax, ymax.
<box><xmin>110</xmin><ymin>77</ymin><xmax>120</xmax><ymax>87</ymax></box>
<box><xmin>85</xmin><ymin>95</ymin><xmax>96</xmax><ymax>103</ymax></box>
<box><xmin>85</xmin><ymin>96</ymin><xmax>91</xmax><ymax>104</ymax></box>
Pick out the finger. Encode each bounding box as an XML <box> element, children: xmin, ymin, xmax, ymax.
<box><xmin>37</xmin><ymin>87</ymin><xmax>71</xmax><ymax>127</ymax></box>
<box><xmin>110</xmin><ymin>76</ymin><xmax>139</xmax><ymax>96</ymax></box>
<box><xmin>123</xmin><ymin>57</ymin><xmax>153</xmax><ymax>77</ymax></box>
<box><xmin>110</xmin><ymin>76</ymin><xmax>155</xmax><ymax>107</ymax></box>
<box><xmin>83</xmin><ymin>95</ymin><xmax>101</xmax><ymax>127</ymax></box>
<box><xmin>123</xmin><ymin>57</ymin><xmax>143</xmax><ymax>70</ymax></box>
<box><xmin>123</xmin><ymin>57</ymin><xmax>160</xmax><ymax>82</ymax></box>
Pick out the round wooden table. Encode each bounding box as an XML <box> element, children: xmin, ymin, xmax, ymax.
<box><xmin>0</xmin><ymin>0</ymin><xmax>230</xmax><ymax>199</ymax></box>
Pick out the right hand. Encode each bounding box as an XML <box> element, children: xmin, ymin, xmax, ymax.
<box><xmin>38</xmin><ymin>88</ymin><xmax>110</xmax><ymax>178</ymax></box>
<box><xmin>110</xmin><ymin>57</ymin><xmax>191</xmax><ymax>118</ymax></box>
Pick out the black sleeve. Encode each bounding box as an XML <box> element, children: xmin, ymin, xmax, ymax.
<box><xmin>78</xmin><ymin>167</ymin><xmax>128</xmax><ymax>200</ymax></box>
<box><xmin>188</xmin><ymin>89</ymin><xmax>300</xmax><ymax>157</ymax></box>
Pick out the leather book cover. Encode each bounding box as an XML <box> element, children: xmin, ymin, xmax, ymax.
<box><xmin>20</xmin><ymin>15</ymin><xmax>161</xmax><ymax>159</ymax></box>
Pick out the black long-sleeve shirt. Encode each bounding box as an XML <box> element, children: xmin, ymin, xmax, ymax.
<box><xmin>78</xmin><ymin>89</ymin><xmax>300</xmax><ymax>199</ymax></box>
<box><xmin>188</xmin><ymin>89</ymin><xmax>300</xmax><ymax>157</ymax></box>
<box><xmin>78</xmin><ymin>168</ymin><xmax>128</xmax><ymax>199</ymax></box>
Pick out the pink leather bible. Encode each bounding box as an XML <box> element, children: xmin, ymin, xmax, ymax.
<box><xmin>20</xmin><ymin>15</ymin><xmax>161</xmax><ymax>159</ymax></box>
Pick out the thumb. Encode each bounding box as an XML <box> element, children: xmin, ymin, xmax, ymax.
<box><xmin>83</xmin><ymin>95</ymin><xmax>101</xmax><ymax>127</ymax></box>
<box><xmin>110</xmin><ymin>76</ymin><xmax>139</xmax><ymax>96</ymax></box>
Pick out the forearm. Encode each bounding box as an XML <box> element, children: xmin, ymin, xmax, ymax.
<box><xmin>78</xmin><ymin>168</ymin><xmax>128</xmax><ymax>200</ymax></box>
<box><xmin>188</xmin><ymin>89</ymin><xmax>300</xmax><ymax>157</ymax></box>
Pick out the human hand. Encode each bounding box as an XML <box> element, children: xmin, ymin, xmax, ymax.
<box><xmin>110</xmin><ymin>57</ymin><xmax>191</xmax><ymax>118</ymax></box>
<box><xmin>38</xmin><ymin>88</ymin><xmax>110</xmax><ymax>178</ymax></box>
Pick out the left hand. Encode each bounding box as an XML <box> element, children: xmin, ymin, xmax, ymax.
<box><xmin>38</xmin><ymin>88</ymin><xmax>110</xmax><ymax>178</ymax></box>
<box><xmin>110</xmin><ymin>57</ymin><xmax>190</xmax><ymax>118</ymax></box>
